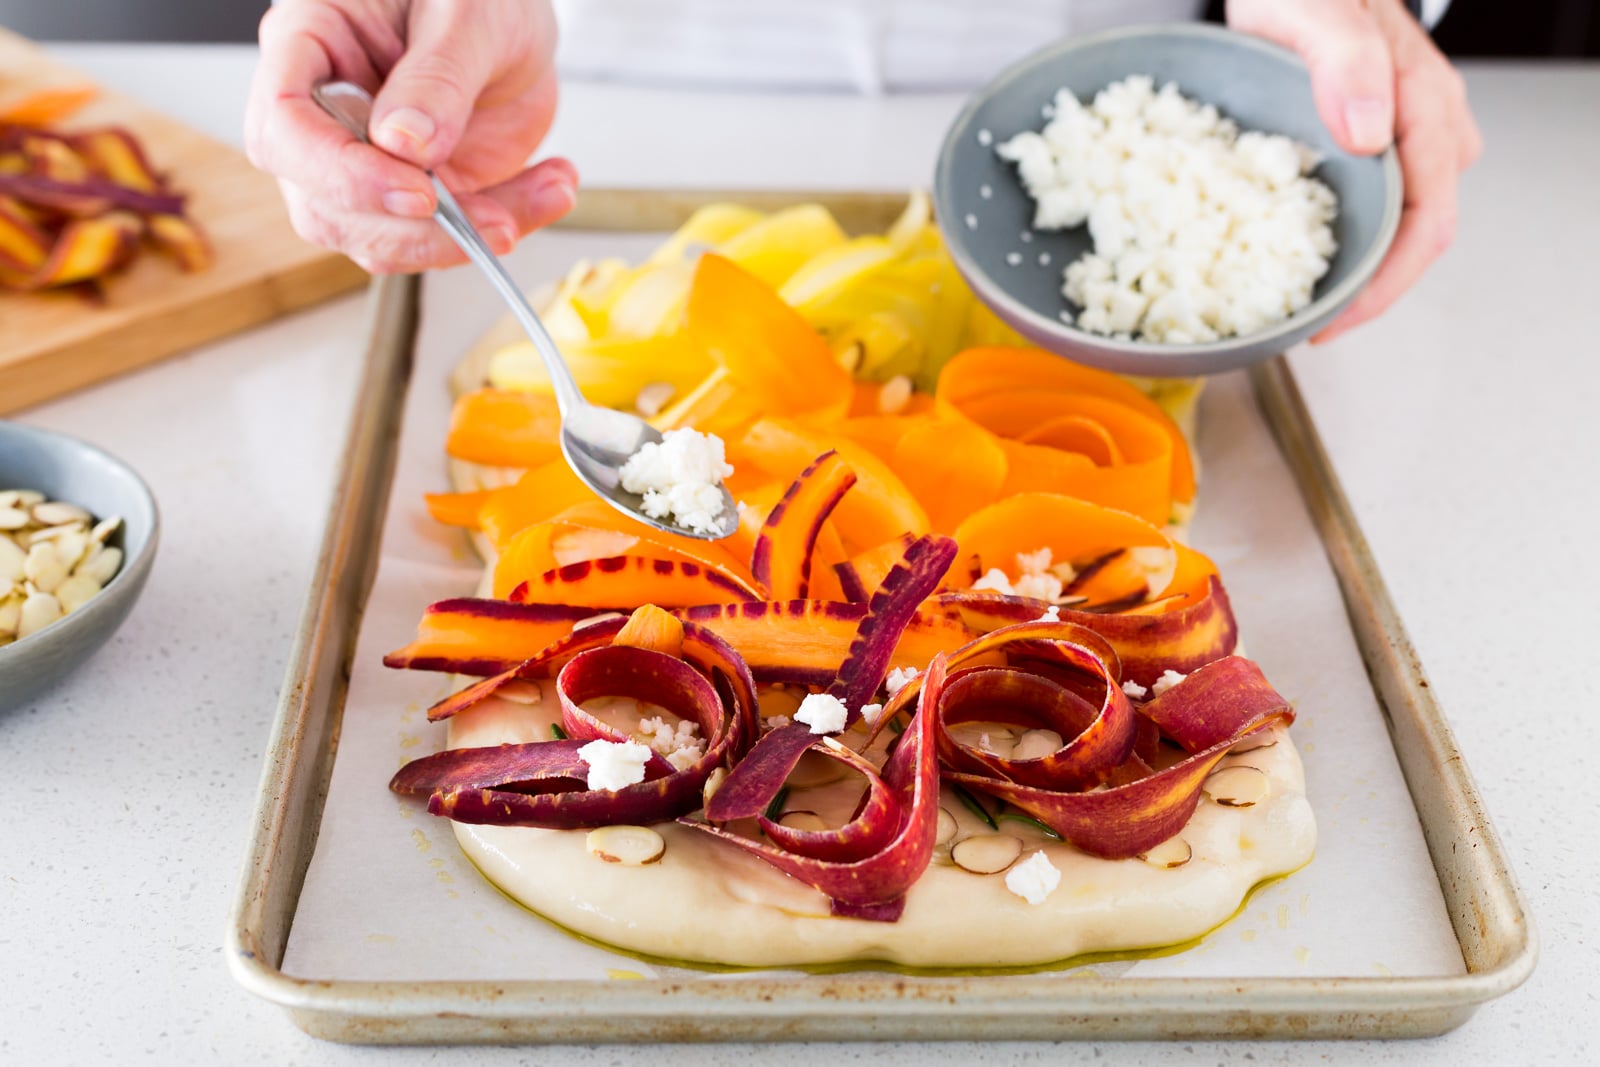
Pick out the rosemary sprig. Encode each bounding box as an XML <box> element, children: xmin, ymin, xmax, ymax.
<box><xmin>950</xmin><ymin>783</ymin><xmax>998</xmax><ymax>830</ymax></box>
<box><xmin>763</xmin><ymin>786</ymin><xmax>791</xmax><ymax>823</ymax></box>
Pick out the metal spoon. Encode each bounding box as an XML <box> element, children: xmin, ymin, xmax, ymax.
<box><xmin>311</xmin><ymin>81</ymin><xmax>738</xmax><ymax>540</ymax></box>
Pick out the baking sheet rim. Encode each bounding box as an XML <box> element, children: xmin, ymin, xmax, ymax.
<box><xmin>226</xmin><ymin>196</ymin><xmax>1536</xmax><ymax>1042</ymax></box>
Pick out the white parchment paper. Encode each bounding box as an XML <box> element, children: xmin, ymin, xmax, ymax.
<box><xmin>281</xmin><ymin>229</ymin><xmax>1464</xmax><ymax>984</ymax></box>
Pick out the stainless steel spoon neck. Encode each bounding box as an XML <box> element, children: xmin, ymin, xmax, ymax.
<box><xmin>427</xmin><ymin>181</ymin><xmax>585</xmax><ymax>417</ymax></box>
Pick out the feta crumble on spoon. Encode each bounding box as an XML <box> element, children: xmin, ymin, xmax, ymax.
<box><xmin>617</xmin><ymin>428</ymin><xmax>735</xmax><ymax>537</ymax></box>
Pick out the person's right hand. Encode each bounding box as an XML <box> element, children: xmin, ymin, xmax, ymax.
<box><xmin>245</xmin><ymin>0</ymin><xmax>574</xmax><ymax>274</ymax></box>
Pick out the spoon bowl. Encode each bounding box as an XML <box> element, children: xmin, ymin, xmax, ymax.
<box><xmin>560</xmin><ymin>406</ymin><xmax>739</xmax><ymax>537</ymax></box>
<box><xmin>312</xmin><ymin>81</ymin><xmax>738</xmax><ymax>540</ymax></box>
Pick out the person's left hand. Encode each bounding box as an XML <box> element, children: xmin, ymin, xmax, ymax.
<box><xmin>1228</xmin><ymin>0</ymin><xmax>1483</xmax><ymax>342</ymax></box>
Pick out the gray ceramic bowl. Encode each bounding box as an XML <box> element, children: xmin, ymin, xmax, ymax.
<box><xmin>0</xmin><ymin>422</ymin><xmax>159</xmax><ymax>711</ymax></box>
<box><xmin>934</xmin><ymin>22</ymin><xmax>1402</xmax><ymax>377</ymax></box>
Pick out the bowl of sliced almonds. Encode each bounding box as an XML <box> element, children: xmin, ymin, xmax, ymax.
<box><xmin>0</xmin><ymin>422</ymin><xmax>158</xmax><ymax>711</ymax></box>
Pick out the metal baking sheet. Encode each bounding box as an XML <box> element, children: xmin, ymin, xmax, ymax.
<box><xmin>227</xmin><ymin>191</ymin><xmax>1535</xmax><ymax>1043</ymax></box>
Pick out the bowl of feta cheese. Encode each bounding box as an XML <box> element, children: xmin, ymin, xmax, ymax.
<box><xmin>934</xmin><ymin>22</ymin><xmax>1401</xmax><ymax>376</ymax></box>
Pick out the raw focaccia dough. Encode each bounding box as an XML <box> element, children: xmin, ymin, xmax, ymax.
<box><xmin>445</xmin><ymin>685</ymin><xmax>1316</xmax><ymax>970</ymax></box>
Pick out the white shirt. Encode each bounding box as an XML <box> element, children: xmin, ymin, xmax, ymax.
<box><xmin>552</xmin><ymin>0</ymin><xmax>1207</xmax><ymax>93</ymax></box>
<box><xmin>553</xmin><ymin>0</ymin><xmax>1453</xmax><ymax>93</ymax></box>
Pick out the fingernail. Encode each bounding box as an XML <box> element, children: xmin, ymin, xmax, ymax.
<box><xmin>488</xmin><ymin>225</ymin><xmax>517</xmax><ymax>253</ymax></box>
<box><xmin>382</xmin><ymin>190</ymin><xmax>434</xmax><ymax>218</ymax></box>
<box><xmin>375</xmin><ymin>106</ymin><xmax>436</xmax><ymax>151</ymax></box>
<box><xmin>1343</xmin><ymin>98</ymin><xmax>1391</xmax><ymax>153</ymax></box>
<box><xmin>534</xmin><ymin>173</ymin><xmax>578</xmax><ymax>214</ymax></box>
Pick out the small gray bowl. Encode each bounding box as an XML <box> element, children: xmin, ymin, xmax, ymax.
<box><xmin>0</xmin><ymin>422</ymin><xmax>159</xmax><ymax>711</ymax></box>
<box><xmin>934</xmin><ymin>22</ymin><xmax>1402</xmax><ymax>377</ymax></box>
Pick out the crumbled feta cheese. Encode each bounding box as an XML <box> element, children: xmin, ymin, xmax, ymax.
<box><xmin>1015</xmin><ymin>547</ymin><xmax>1053</xmax><ymax>576</ymax></box>
<box><xmin>634</xmin><ymin>715</ymin><xmax>705</xmax><ymax>772</ymax></box>
<box><xmin>859</xmin><ymin>702</ymin><xmax>885</xmax><ymax>726</ymax></box>
<box><xmin>764</xmin><ymin>714</ymin><xmax>793</xmax><ymax>731</ymax></box>
<box><xmin>1036</xmin><ymin>605</ymin><xmax>1061</xmax><ymax>623</ymax></box>
<box><xmin>577</xmin><ymin>738</ymin><xmax>653</xmax><ymax>791</ymax></box>
<box><xmin>1151</xmin><ymin>669</ymin><xmax>1188</xmax><ymax>697</ymax></box>
<box><xmin>618</xmin><ymin>428</ymin><xmax>734</xmax><ymax>535</ymax></box>
<box><xmin>1122</xmin><ymin>679</ymin><xmax>1150</xmax><ymax>700</ymax></box>
<box><xmin>1005</xmin><ymin>850</ymin><xmax>1062</xmax><ymax>905</ymax></box>
<box><xmin>971</xmin><ymin>568</ymin><xmax>1015</xmax><ymax>595</ymax></box>
<box><xmin>979</xmin><ymin>731</ymin><xmax>997</xmax><ymax>754</ymax></box>
<box><xmin>1013</xmin><ymin>572</ymin><xmax>1064</xmax><ymax>602</ymax></box>
<box><xmin>661</xmin><ymin>749</ymin><xmax>696</xmax><ymax>772</ymax></box>
<box><xmin>885</xmin><ymin>666</ymin><xmax>920</xmax><ymax>697</ymax></box>
<box><xmin>997</xmin><ymin>76</ymin><xmax>1338</xmax><ymax>344</ymax></box>
<box><xmin>794</xmin><ymin>693</ymin><xmax>849</xmax><ymax>735</ymax></box>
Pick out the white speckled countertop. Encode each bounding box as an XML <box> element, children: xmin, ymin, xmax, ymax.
<box><xmin>3</xmin><ymin>44</ymin><xmax>1596</xmax><ymax>1065</ymax></box>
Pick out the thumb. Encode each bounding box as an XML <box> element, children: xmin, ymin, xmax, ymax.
<box><xmin>1230</xmin><ymin>0</ymin><xmax>1396</xmax><ymax>155</ymax></box>
<box><xmin>369</xmin><ymin>11</ymin><xmax>491</xmax><ymax>170</ymax></box>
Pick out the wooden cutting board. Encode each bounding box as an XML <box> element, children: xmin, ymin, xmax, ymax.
<box><xmin>0</xmin><ymin>29</ymin><xmax>368</xmax><ymax>415</ymax></box>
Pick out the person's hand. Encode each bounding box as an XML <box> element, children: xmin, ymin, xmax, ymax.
<box><xmin>245</xmin><ymin>0</ymin><xmax>574</xmax><ymax>274</ymax></box>
<box><xmin>1228</xmin><ymin>0</ymin><xmax>1482</xmax><ymax>341</ymax></box>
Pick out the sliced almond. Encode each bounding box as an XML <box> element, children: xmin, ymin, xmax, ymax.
<box><xmin>90</xmin><ymin>516</ymin><xmax>122</xmax><ymax>544</ymax></box>
<box><xmin>634</xmin><ymin>381</ymin><xmax>676</xmax><ymax>418</ymax></box>
<box><xmin>23</xmin><ymin>542</ymin><xmax>68</xmax><ymax>594</ymax></box>
<box><xmin>834</xmin><ymin>341</ymin><xmax>864</xmax><ymax>374</ymax></box>
<box><xmin>0</xmin><ymin>506</ymin><xmax>28</xmax><ymax>531</ymax></box>
<box><xmin>0</xmin><ymin>594</ymin><xmax>21</xmax><ymax>637</ymax></box>
<box><xmin>1012</xmin><ymin>728</ymin><xmax>1064</xmax><ymax>762</ymax></box>
<box><xmin>0</xmin><ymin>535</ymin><xmax>25</xmax><ymax>583</ymax></box>
<box><xmin>76</xmin><ymin>545</ymin><xmax>123</xmax><ymax>586</ymax></box>
<box><xmin>55</xmin><ymin>573</ymin><xmax>103</xmax><ymax>614</ymax></box>
<box><xmin>877</xmin><ymin>374</ymin><xmax>913</xmax><ymax>415</ymax></box>
<box><xmin>0</xmin><ymin>490</ymin><xmax>21</xmax><ymax>509</ymax></box>
<box><xmin>25</xmin><ymin>522</ymin><xmax>81</xmax><ymax>544</ymax></box>
<box><xmin>31</xmin><ymin>501</ymin><xmax>90</xmax><ymax>526</ymax></box>
<box><xmin>1204</xmin><ymin>765</ymin><xmax>1269</xmax><ymax>807</ymax></box>
<box><xmin>586</xmin><ymin>825</ymin><xmax>665</xmax><ymax>866</ymax></box>
<box><xmin>1138</xmin><ymin>837</ymin><xmax>1193</xmax><ymax>869</ymax></box>
<box><xmin>702</xmin><ymin>766</ymin><xmax>727</xmax><ymax>809</ymax></box>
<box><xmin>17</xmin><ymin>591</ymin><xmax>62</xmax><ymax>639</ymax></box>
<box><xmin>52</xmin><ymin>529</ymin><xmax>91</xmax><ymax>571</ymax></box>
<box><xmin>776</xmin><ymin>810</ymin><xmax>827</xmax><ymax>832</ymax></box>
<box><xmin>935</xmin><ymin>806</ymin><xmax>959</xmax><ymax>847</ymax></box>
<box><xmin>1228</xmin><ymin>731</ymin><xmax>1278</xmax><ymax>755</ymax></box>
<box><xmin>951</xmin><ymin>833</ymin><xmax>1024</xmax><ymax>875</ymax></box>
<box><xmin>497</xmin><ymin>680</ymin><xmax>543</xmax><ymax>705</ymax></box>
<box><xmin>952</xmin><ymin>723</ymin><xmax>1017</xmax><ymax>758</ymax></box>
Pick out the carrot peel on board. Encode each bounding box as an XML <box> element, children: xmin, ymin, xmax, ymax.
<box><xmin>0</xmin><ymin>107</ymin><xmax>210</xmax><ymax>292</ymax></box>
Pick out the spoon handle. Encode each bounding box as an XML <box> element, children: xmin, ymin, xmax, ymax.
<box><xmin>426</xmin><ymin>180</ymin><xmax>584</xmax><ymax>415</ymax></box>
<box><xmin>310</xmin><ymin>81</ymin><xmax>584</xmax><ymax>416</ymax></box>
